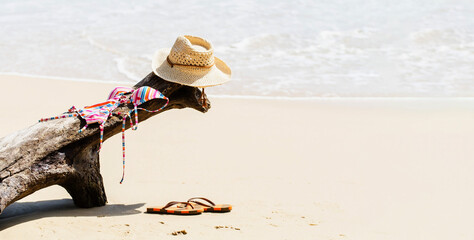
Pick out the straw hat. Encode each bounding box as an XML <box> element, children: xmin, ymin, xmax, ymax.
<box><xmin>152</xmin><ymin>35</ymin><xmax>231</xmax><ymax>88</ymax></box>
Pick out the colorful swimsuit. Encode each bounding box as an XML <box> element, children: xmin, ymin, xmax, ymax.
<box><xmin>39</xmin><ymin>86</ymin><xmax>169</xmax><ymax>183</ymax></box>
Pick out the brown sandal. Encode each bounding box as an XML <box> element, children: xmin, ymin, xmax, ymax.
<box><xmin>187</xmin><ymin>197</ymin><xmax>232</xmax><ymax>213</ymax></box>
<box><xmin>146</xmin><ymin>201</ymin><xmax>204</xmax><ymax>215</ymax></box>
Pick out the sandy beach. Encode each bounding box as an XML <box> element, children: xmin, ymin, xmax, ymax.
<box><xmin>0</xmin><ymin>75</ymin><xmax>474</xmax><ymax>239</ymax></box>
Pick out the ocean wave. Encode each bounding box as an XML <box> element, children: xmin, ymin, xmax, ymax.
<box><xmin>113</xmin><ymin>57</ymin><xmax>146</xmax><ymax>81</ymax></box>
<box><xmin>82</xmin><ymin>31</ymin><xmax>123</xmax><ymax>55</ymax></box>
<box><xmin>0</xmin><ymin>0</ymin><xmax>473</xmax><ymax>98</ymax></box>
<box><xmin>0</xmin><ymin>72</ymin><xmax>134</xmax><ymax>85</ymax></box>
<box><xmin>410</xmin><ymin>28</ymin><xmax>473</xmax><ymax>46</ymax></box>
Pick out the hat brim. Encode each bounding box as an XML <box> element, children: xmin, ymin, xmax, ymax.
<box><xmin>152</xmin><ymin>48</ymin><xmax>231</xmax><ymax>88</ymax></box>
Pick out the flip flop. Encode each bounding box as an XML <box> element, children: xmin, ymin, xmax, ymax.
<box><xmin>187</xmin><ymin>197</ymin><xmax>232</xmax><ymax>213</ymax></box>
<box><xmin>146</xmin><ymin>201</ymin><xmax>204</xmax><ymax>215</ymax></box>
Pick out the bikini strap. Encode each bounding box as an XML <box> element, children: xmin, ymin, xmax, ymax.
<box><xmin>39</xmin><ymin>113</ymin><xmax>79</xmax><ymax>123</ymax></box>
<box><xmin>128</xmin><ymin>97</ymin><xmax>170</xmax><ymax>130</ymax></box>
<box><xmin>120</xmin><ymin>115</ymin><xmax>127</xmax><ymax>184</ymax></box>
<box><xmin>78</xmin><ymin>124</ymin><xmax>89</xmax><ymax>133</ymax></box>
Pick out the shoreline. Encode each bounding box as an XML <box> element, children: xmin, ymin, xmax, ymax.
<box><xmin>3</xmin><ymin>72</ymin><xmax>474</xmax><ymax>100</ymax></box>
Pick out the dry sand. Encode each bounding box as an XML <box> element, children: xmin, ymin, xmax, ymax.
<box><xmin>0</xmin><ymin>75</ymin><xmax>474</xmax><ymax>239</ymax></box>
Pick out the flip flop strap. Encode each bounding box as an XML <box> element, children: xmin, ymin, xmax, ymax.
<box><xmin>187</xmin><ymin>197</ymin><xmax>216</xmax><ymax>207</ymax></box>
<box><xmin>162</xmin><ymin>201</ymin><xmax>194</xmax><ymax>210</ymax></box>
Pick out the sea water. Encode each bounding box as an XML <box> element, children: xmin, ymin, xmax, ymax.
<box><xmin>0</xmin><ymin>0</ymin><xmax>473</xmax><ymax>97</ymax></box>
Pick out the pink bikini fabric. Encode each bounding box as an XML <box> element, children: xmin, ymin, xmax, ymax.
<box><xmin>39</xmin><ymin>86</ymin><xmax>169</xmax><ymax>183</ymax></box>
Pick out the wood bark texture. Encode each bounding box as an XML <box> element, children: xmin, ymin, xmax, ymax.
<box><xmin>0</xmin><ymin>73</ymin><xmax>210</xmax><ymax>214</ymax></box>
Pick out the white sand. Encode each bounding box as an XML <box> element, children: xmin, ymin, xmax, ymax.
<box><xmin>0</xmin><ymin>75</ymin><xmax>474</xmax><ymax>239</ymax></box>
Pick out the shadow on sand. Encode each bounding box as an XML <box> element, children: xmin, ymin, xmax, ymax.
<box><xmin>0</xmin><ymin>199</ymin><xmax>144</xmax><ymax>231</ymax></box>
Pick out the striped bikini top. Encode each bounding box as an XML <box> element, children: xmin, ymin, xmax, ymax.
<box><xmin>39</xmin><ymin>86</ymin><xmax>169</xmax><ymax>183</ymax></box>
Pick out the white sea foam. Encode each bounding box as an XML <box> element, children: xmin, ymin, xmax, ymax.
<box><xmin>0</xmin><ymin>72</ymin><xmax>131</xmax><ymax>85</ymax></box>
<box><xmin>0</xmin><ymin>0</ymin><xmax>472</xmax><ymax>97</ymax></box>
<box><xmin>113</xmin><ymin>57</ymin><xmax>144</xmax><ymax>82</ymax></box>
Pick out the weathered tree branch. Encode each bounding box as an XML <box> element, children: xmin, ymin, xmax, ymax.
<box><xmin>0</xmin><ymin>73</ymin><xmax>210</xmax><ymax>214</ymax></box>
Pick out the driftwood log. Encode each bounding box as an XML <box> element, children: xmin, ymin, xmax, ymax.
<box><xmin>0</xmin><ymin>73</ymin><xmax>210</xmax><ymax>215</ymax></box>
